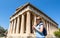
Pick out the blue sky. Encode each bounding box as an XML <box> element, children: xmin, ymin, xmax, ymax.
<box><xmin>0</xmin><ymin>0</ymin><xmax>60</xmax><ymax>29</ymax></box>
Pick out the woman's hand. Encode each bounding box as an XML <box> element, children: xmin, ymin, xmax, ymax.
<box><xmin>32</xmin><ymin>25</ymin><xmax>35</xmax><ymax>30</ymax></box>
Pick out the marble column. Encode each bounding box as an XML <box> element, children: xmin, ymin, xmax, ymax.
<box><xmin>10</xmin><ymin>21</ymin><xmax>14</xmax><ymax>34</ymax></box>
<box><xmin>26</xmin><ymin>11</ymin><xmax>31</xmax><ymax>34</ymax></box>
<box><xmin>11</xmin><ymin>21</ymin><xmax>14</xmax><ymax>34</ymax></box>
<box><xmin>20</xmin><ymin>14</ymin><xmax>25</xmax><ymax>34</ymax></box>
<box><xmin>8</xmin><ymin>21</ymin><xmax>12</xmax><ymax>34</ymax></box>
<box><xmin>13</xmin><ymin>19</ymin><xmax>16</xmax><ymax>34</ymax></box>
<box><xmin>16</xmin><ymin>16</ymin><xmax>20</xmax><ymax>34</ymax></box>
<box><xmin>47</xmin><ymin>21</ymin><xmax>49</xmax><ymax>34</ymax></box>
<box><xmin>49</xmin><ymin>22</ymin><xmax>50</xmax><ymax>34</ymax></box>
<box><xmin>33</xmin><ymin>15</ymin><xmax>36</xmax><ymax>34</ymax></box>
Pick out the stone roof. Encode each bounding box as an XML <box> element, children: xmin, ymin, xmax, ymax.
<box><xmin>10</xmin><ymin>2</ymin><xmax>58</xmax><ymax>26</ymax></box>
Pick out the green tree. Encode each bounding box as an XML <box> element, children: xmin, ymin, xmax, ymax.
<box><xmin>0</xmin><ymin>26</ymin><xmax>7</xmax><ymax>37</ymax></box>
<box><xmin>54</xmin><ymin>28</ymin><xmax>60</xmax><ymax>38</ymax></box>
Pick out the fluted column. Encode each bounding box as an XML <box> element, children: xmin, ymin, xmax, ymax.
<box><xmin>8</xmin><ymin>21</ymin><xmax>12</xmax><ymax>34</ymax></box>
<box><xmin>20</xmin><ymin>14</ymin><xmax>25</xmax><ymax>34</ymax></box>
<box><xmin>13</xmin><ymin>19</ymin><xmax>16</xmax><ymax>34</ymax></box>
<box><xmin>33</xmin><ymin>15</ymin><xmax>36</xmax><ymax>34</ymax></box>
<box><xmin>26</xmin><ymin>11</ymin><xmax>31</xmax><ymax>34</ymax></box>
<box><xmin>11</xmin><ymin>21</ymin><xmax>14</xmax><ymax>34</ymax></box>
<box><xmin>16</xmin><ymin>16</ymin><xmax>20</xmax><ymax>34</ymax></box>
<box><xmin>49</xmin><ymin>22</ymin><xmax>50</xmax><ymax>34</ymax></box>
<box><xmin>47</xmin><ymin>21</ymin><xmax>49</xmax><ymax>34</ymax></box>
<box><xmin>10</xmin><ymin>21</ymin><xmax>14</xmax><ymax>34</ymax></box>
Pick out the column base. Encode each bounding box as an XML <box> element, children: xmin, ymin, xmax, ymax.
<box><xmin>7</xmin><ymin>34</ymin><xmax>36</xmax><ymax>38</ymax></box>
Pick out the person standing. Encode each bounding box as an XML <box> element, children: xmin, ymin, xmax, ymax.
<box><xmin>32</xmin><ymin>17</ymin><xmax>45</xmax><ymax>38</ymax></box>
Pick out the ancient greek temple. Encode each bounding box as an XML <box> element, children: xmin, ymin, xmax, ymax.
<box><xmin>7</xmin><ymin>3</ymin><xmax>58</xmax><ymax>38</ymax></box>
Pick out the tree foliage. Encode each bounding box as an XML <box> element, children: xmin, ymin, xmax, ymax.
<box><xmin>54</xmin><ymin>28</ymin><xmax>60</xmax><ymax>38</ymax></box>
<box><xmin>0</xmin><ymin>26</ymin><xmax>7</xmax><ymax>37</ymax></box>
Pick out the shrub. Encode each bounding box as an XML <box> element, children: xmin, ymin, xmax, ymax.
<box><xmin>54</xmin><ymin>28</ymin><xmax>60</xmax><ymax>38</ymax></box>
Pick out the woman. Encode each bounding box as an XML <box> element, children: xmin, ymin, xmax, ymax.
<box><xmin>32</xmin><ymin>17</ymin><xmax>45</xmax><ymax>38</ymax></box>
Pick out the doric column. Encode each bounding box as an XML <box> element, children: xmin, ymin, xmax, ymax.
<box><xmin>33</xmin><ymin>15</ymin><xmax>36</xmax><ymax>34</ymax></box>
<box><xmin>10</xmin><ymin>21</ymin><xmax>14</xmax><ymax>34</ymax></box>
<box><xmin>20</xmin><ymin>14</ymin><xmax>25</xmax><ymax>34</ymax></box>
<box><xmin>11</xmin><ymin>21</ymin><xmax>14</xmax><ymax>34</ymax></box>
<box><xmin>16</xmin><ymin>16</ymin><xmax>20</xmax><ymax>34</ymax></box>
<box><xmin>26</xmin><ymin>11</ymin><xmax>31</xmax><ymax>34</ymax></box>
<box><xmin>49</xmin><ymin>22</ymin><xmax>50</xmax><ymax>34</ymax></box>
<box><xmin>8</xmin><ymin>21</ymin><xmax>12</xmax><ymax>34</ymax></box>
<box><xmin>47</xmin><ymin>21</ymin><xmax>49</xmax><ymax>34</ymax></box>
<box><xmin>13</xmin><ymin>19</ymin><xmax>16</xmax><ymax>34</ymax></box>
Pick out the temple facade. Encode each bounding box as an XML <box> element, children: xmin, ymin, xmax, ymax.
<box><xmin>7</xmin><ymin>3</ymin><xmax>58</xmax><ymax>38</ymax></box>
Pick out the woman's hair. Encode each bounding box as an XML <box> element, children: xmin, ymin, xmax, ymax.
<box><xmin>40</xmin><ymin>21</ymin><xmax>43</xmax><ymax>23</ymax></box>
<box><xmin>36</xmin><ymin>21</ymin><xmax>43</xmax><ymax>26</ymax></box>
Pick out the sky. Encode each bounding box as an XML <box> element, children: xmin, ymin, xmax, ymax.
<box><xmin>0</xmin><ymin>0</ymin><xmax>60</xmax><ymax>29</ymax></box>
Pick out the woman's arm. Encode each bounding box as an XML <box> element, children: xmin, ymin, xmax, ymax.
<box><xmin>32</xmin><ymin>25</ymin><xmax>43</xmax><ymax>33</ymax></box>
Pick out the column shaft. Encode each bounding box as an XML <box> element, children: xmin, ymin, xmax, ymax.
<box><xmin>13</xmin><ymin>19</ymin><xmax>16</xmax><ymax>34</ymax></box>
<box><xmin>49</xmin><ymin>23</ymin><xmax>50</xmax><ymax>34</ymax></box>
<box><xmin>47</xmin><ymin>21</ymin><xmax>49</xmax><ymax>34</ymax></box>
<box><xmin>8</xmin><ymin>22</ymin><xmax>11</xmax><ymax>34</ymax></box>
<box><xmin>11</xmin><ymin>21</ymin><xmax>14</xmax><ymax>33</ymax></box>
<box><xmin>20</xmin><ymin>14</ymin><xmax>25</xmax><ymax>34</ymax></box>
<box><xmin>26</xmin><ymin>12</ymin><xmax>31</xmax><ymax>34</ymax></box>
<box><xmin>33</xmin><ymin>15</ymin><xmax>36</xmax><ymax>34</ymax></box>
<box><xmin>16</xmin><ymin>16</ymin><xmax>20</xmax><ymax>33</ymax></box>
